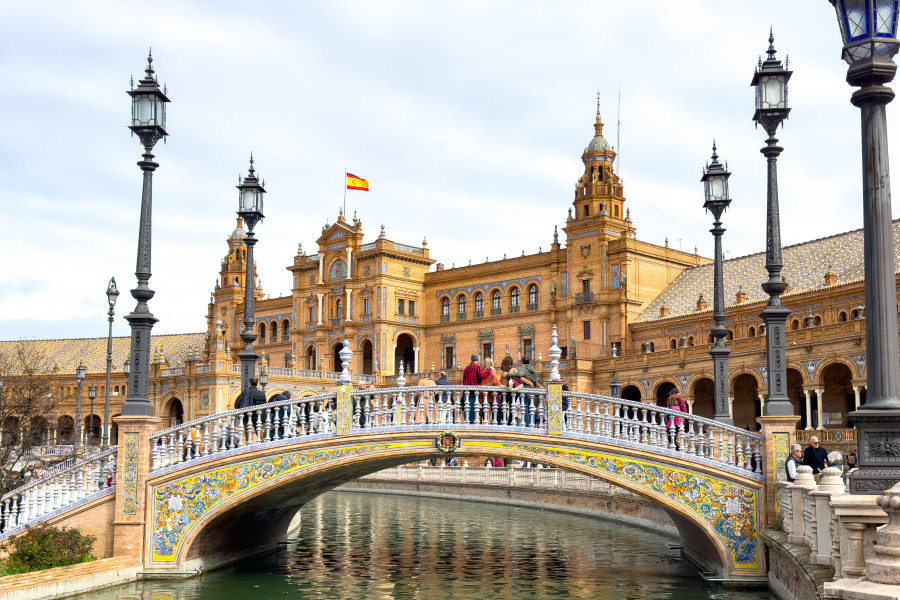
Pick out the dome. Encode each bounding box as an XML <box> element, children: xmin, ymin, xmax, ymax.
<box><xmin>229</xmin><ymin>217</ymin><xmax>246</xmax><ymax>240</ymax></box>
<box><xmin>586</xmin><ymin>135</ymin><xmax>611</xmax><ymax>154</ymax></box>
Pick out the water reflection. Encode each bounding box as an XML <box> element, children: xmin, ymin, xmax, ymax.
<box><xmin>74</xmin><ymin>491</ymin><xmax>773</xmax><ymax>600</ymax></box>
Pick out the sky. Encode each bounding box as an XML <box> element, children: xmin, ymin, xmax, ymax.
<box><xmin>0</xmin><ymin>0</ymin><xmax>890</xmax><ymax>341</ymax></box>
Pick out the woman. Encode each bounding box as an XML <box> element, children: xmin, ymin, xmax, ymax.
<box><xmin>666</xmin><ymin>392</ymin><xmax>684</xmax><ymax>450</ymax></box>
<box><xmin>479</xmin><ymin>358</ymin><xmax>500</xmax><ymax>420</ymax></box>
<box><xmin>415</xmin><ymin>370</ymin><xmax>437</xmax><ymax>424</ymax></box>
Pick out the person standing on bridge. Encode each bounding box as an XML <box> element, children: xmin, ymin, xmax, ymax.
<box><xmin>785</xmin><ymin>444</ymin><xmax>803</xmax><ymax>482</ymax></box>
<box><xmin>247</xmin><ymin>378</ymin><xmax>267</xmax><ymax>406</ymax></box>
<box><xmin>802</xmin><ymin>436</ymin><xmax>829</xmax><ymax>477</ymax></box>
<box><xmin>463</xmin><ymin>354</ymin><xmax>491</xmax><ymax>424</ymax></box>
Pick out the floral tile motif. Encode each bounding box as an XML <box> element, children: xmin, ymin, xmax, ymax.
<box><xmin>122</xmin><ymin>432</ymin><xmax>138</xmax><ymax>515</ymax></box>
<box><xmin>336</xmin><ymin>385</ymin><xmax>352</xmax><ymax>435</ymax></box>
<box><xmin>150</xmin><ymin>443</ymin><xmax>393</xmax><ymax>563</ymax></box>
<box><xmin>547</xmin><ymin>383</ymin><xmax>563</xmax><ymax>435</ymax></box>
<box><xmin>501</xmin><ymin>441</ymin><xmax>761</xmax><ymax>571</ymax></box>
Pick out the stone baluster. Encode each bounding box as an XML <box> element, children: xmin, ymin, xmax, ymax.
<box><xmin>777</xmin><ymin>481</ymin><xmax>793</xmax><ymax>537</ymax></box>
<box><xmin>811</xmin><ymin>467</ymin><xmax>845</xmax><ymax>566</ymax></box>
<box><xmin>830</xmin><ymin>488</ymin><xmax>891</xmax><ymax>580</ymax></box>
<box><xmin>789</xmin><ymin>465</ymin><xmax>817</xmax><ymax>545</ymax></box>
<box><xmin>803</xmin><ymin>476</ymin><xmax>818</xmax><ymax>553</ymax></box>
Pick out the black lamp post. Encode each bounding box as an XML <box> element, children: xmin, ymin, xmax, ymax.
<box><xmin>103</xmin><ymin>277</ymin><xmax>119</xmax><ymax>449</ymax></box>
<box><xmin>75</xmin><ymin>362</ymin><xmax>85</xmax><ymax>448</ymax></box>
<box><xmin>702</xmin><ymin>143</ymin><xmax>734</xmax><ymax>425</ymax></box>
<box><xmin>123</xmin><ymin>51</ymin><xmax>170</xmax><ymax>417</ymax></box>
<box><xmin>236</xmin><ymin>157</ymin><xmax>266</xmax><ymax>394</ymax></box>
<box><xmin>88</xmin><ymin>384</ymin><xmax>97</xmax><ymax>446</ymax></box>
<box><xmin>751</xmin><ymin>30</ymin><xmax>794</xmax><ymax>417</ymax></box>
<box><xmin>827</xmin><ymin>0</ymin><xmax>900</xmax><ymax>493</ymax></box>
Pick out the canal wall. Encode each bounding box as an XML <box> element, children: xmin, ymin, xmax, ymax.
<box><xmin>337</xmin><ymin>465</ymin><xmax>679</xmax><ymax>538</ymax></box>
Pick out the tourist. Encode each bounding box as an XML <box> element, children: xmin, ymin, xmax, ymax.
<box><xmin>415</xmin><ymin>370</ymin><xmax>437</xmax><ymax>424</ymax></box>
<box><xmin>247</xmin><ymin>378</ymin><xmax>267</xmax><ymax>406</ymax></box>
<box><xmin>802</xmin><ymin>436</ymin><xmax>829</xmax><ymax>476</ymax></box>
<box><xmin>785</xmin><ymin>444</ymin><xmax>803</xmax><ymax>482</ymax></box>
<box><xmin>668</xmin><ymin>389</ymin><xmax>688</xmax><ymax>414</ymax></box>
<box><xmin>480</xmin><ymin>357</ymin><xmax>501</xmax><ymax>418</ymax></box>
<box><xmin>462</xmin><ymin>354</ymin><xmax>491</xmax><ymax>424</ymax></box>
<box><xmin>505</xmin><ymin>357</ymin><xmax>538</xmax><ymax>391</ymax></box>
<box><xmin>666</xmin><ymin>392</ymin><xmax>684</xmax><ymax>450</ymax></box>
<box><xmin>493</xmin><ymin>457</ymin><xmax>502</xmax><ymax>467</ymax></box>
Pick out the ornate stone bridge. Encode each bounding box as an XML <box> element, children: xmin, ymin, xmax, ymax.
<box><xmin>0</xmin><ymin>360</ymin><xmax>775</xmax><ymax>582</ymax></box>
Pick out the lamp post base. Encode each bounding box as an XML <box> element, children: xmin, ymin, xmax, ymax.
<box><xmin>848</xmin><ymin>408</ymin><xmax>900</xmax><ymax>493</ymax></box>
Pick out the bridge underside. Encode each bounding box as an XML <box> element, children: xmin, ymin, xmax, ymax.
<box><xmin>146</xmin><ymin>429</ymin><xmax>765</xmax><ymax>580</ymax></box>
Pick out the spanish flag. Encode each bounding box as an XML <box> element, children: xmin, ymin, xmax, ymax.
<box><xmin>346</xmin><ymin>173</ymin><xmax>369</xmax><ymax>191</ymax></box>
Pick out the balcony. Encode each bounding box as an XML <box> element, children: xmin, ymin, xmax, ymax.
<box><xmin>456</xmin><ymin>312</ymin><xmax>467</xmax><ymax>321</ymax></box>
<box><xmin>527</xmin><ymin>303</ymin><xmax>538</xmax><ymax>312</ymax></box>
<box><xmin>441</xmin><ymin>314</ymin><xmax>450</xmax><ymax>323</ymax></box>
<box><xmin>575</xmin><ymin>292</ymin><xmax>594</xmax><ymax>305</ymax></box>
<box><xmin>331</xmin><ymin>318</ymin><xmax>342</xmax><ymax>326</ymax></box>
<box><xmin>473</xmin><ymin>309</ymin><xmax>484</xmax><ymax>318</ymax></box>
<box><xmin>509</xmin><ymin>304</ymin><xmax>520</xmax><ymax>314</ymax></box>
<box><xmin>491</xmin><ymin>307</ymin><xmax>501</xmax><ymax>316</ymax></box>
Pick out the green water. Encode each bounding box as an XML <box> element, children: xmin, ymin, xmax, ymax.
<box><xmin>75</xmin><ymin>491</ymin><xmax>774</xmax><ymax>599</ymax></box>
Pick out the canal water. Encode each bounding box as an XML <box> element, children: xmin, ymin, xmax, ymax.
<box><xmin>76</xmin><ymin>491</ymin><xmax>775</xmax><ymax>599</ymax></box>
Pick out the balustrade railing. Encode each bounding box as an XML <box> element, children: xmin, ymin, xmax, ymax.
<box><xmin>160</xmin><ymin>367</ymin><xmax>185</xmax><ymax>377</ymax></box>
<box><xmin>0</xmin><ymin>447</ymin><xmax>117</xmax><ymax>536</ymax></box>
<box><xmin>195</xmin><ymin>364</ymin><xmax>210</xmax><ymax>374</ymax></box>
<box><xmin>297</xmin><ymin>369</ymin><xmax>323</xmax><ymax>378</ymax></box>
<box><xmin>268</xmin><ymin>367</ymin><xmax>292</xmax><ymax>376</ymax></box>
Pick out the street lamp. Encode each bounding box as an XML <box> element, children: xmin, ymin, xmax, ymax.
<box><xmin>88</xmin><ymin>384</ymin><xmax>97</xmax><ymax>446</ymax></box>
<box><xmin>75</xmin><ymin>362</ymin><xmax>85</xmax><ymax>448</ymax></box>
<box><xmin>103</xmin><ymin>277</ymin><xmax>119</xmax><ymax>449</ymax></box>
<box><xmin>260</xmin><ymin>368</ymin><xmax>268</xmax><ymax>391</ymax></box>
<box><xmin>236</xmin><ymin>156</ymin><xmax>266</xmax><ymax>395</ymax></box>
<box><xmin>751</xmin><ymin>30</ymin><xmax>794</xmax><ymax>417</ymax></box>
<box><xmin>701</xmin><ymin>142</ymin><xmax>734</xmax><ymax>425</ymax></box>
<box><xmin>826</xmin><ymin>0</ymin><xmax>900</xmax><ymax>493</ymax></box>
<box><xmin>123</xmin><ymin>51</ymin><xmax>170</xmax><ymax>417</ymax></box>
<box><xmin>609</xmin><ymin>378</ymin><xmax>621</xmax><ymax>398</ymax></box>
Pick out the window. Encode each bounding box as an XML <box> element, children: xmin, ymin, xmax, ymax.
<box><xmin>474</xmin><ymin>292</ymin><xmax>484</xmax><ymax>313</ymax></box>
<box><xmin>282</xmin><ymin>320</ymin><xmax>290</xmax><ymax>340</ymax></box>
<box><xmin>445</xmin><ymin>346</ymin><xmax>455</xmax><ymax>369</ymax></box>
<box><xmin>329</xmin><ymin>259</ymin><xmax>347</xmax><ymax>280</ymax></box>
<box><xmin>408</xmin><ymin>300</ymin><xmax>416</xmax><ymax>316</ymax></box>
<box><xmin>309</xmin><ymin>306</ymin><xmax>316</xmax><ymax>323</ymax></box>
<box><xmin>670</xmin><ymin>339</ymin><xmax>677</xmax><ymax>350</ymax></box>
<box><xmin>336</xmin><ymin>299</ymin><xmax>343</xmax><ymax>320</ymax></box>
<box><xmin>270</xmin><ymin>321</ymin><xmax>278</xmax><ymax>344</ymax></box>
<box><xmin>258</xmin><ymin>323</ymin><xmax>266</xmax><ymax>344</ymax></box>
<box><xmin>458</xmin><ymin>296</ymin><xmax>467</xmax><ymax>314</ymax></box>
<box><xmin>527</xmin><ymin>284</ymin><xmax>538</xmax><ymax>310</ymax></box>
<box><xmin>491</xmin><ymin>290</ymin><xmax>501</xmax><ymax>315</ymax></box>
<box><xmin>583</xmin><ymin>320</ymin><xmax>591</xmax><ymax>340</ymax></box>
<box><xmin>398</xmin><ymin>299</ymin><xmax>405</xmax><ymax>315</ymax></box>
<box><xmin>482</xmin><ymin>342</ymin><xmax>492</xmax><ymax>361</ymax></box>
<box><xmin>839</xmin><ymin>311</ymin><xmax>848</xmax><ymax>322</ymax></box>
<box><xmin>791</xmin><ymin>319</ymin><xmax>800</xmax><ymax>330</ymax></box>
<box><xmin>582</xmin><ymin>279</ymin><xmax>591</xmax><ymax>294</ymax></box>
<box><xmin>523</xmin><ymin>338</ymin><xmax>533</xmax><ymax>361</ymax></box>
<box><xmin>363</xmin><ymin>298</ymin><xmax>371</xmax><ymax>315</ymax></box>
<box><xmin>510</xmin><ymin>288</ymin><xmax>519</xmax><ymax>307</ymax></box>
<box><xmin>748</xmin><ymin>326</ymin><xmax>756</xmax><ymax>337</ymax></box>
<box><xmin>584</xmin><ymin>205</ymin><xmax>590</xmax><ymax>217</ymax></box>
<box><xmin>441</xmin><ymin>297</ymin><xmax>450</xmax><ymax>322</ymax></box>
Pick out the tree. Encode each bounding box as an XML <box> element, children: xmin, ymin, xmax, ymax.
<box><xmin>0</xmin><ymin>343</ymin><xmax>68</xmax><ymax>494</ymax></box>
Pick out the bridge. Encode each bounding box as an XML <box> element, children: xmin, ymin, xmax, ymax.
<box><xmin>0</xmin><ymin>343</ymin><xmax>777</xmax><ymax>582</ymax></box>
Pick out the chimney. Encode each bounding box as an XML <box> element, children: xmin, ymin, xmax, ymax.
<box><xmin>735</xmin><ymin>285</ymin><xmax>746</xmax><ymax>303</ymax></box>
<box><xmin>696</xmin><ymin>295</ymin><xmax>708</xmax><ymax>311</ymax></box>
<box><xmin>824</xmin><ymin>267</ymin><xmax>837</xmax><ymax>286</ymax></box>
<box><xmin>659</xmin><ymin>306</ymin><xmax>669</xmax><ymax>318</ymax></box>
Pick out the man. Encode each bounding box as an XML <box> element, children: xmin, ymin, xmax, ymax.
<box><xmin>667</xmin><ymin>388</ymin><xmax>687</xmax><ymax>414</ymax></box>
<box><xmin>785</xmin><ymin>444</ymin><xmax>803</xmax><ymax>482</ymax></box>
<box><xmin>802</xmin><ymin>436</ymin><xmax>829</xmax><ymax>475</ymax></box>
<box><xmin>506</xmin><ymin>357</ymin><xmax>538</xmax><ymax>391</ymax></box>
<box><xmin>462</xmin><ymin>354</ymin><xmax>491</xmax><ymax>424</ymax></box>
<box><xmin>247</xmin><ymin>377</ymin><xmax>267</xmax><ymax>406</ymax></box>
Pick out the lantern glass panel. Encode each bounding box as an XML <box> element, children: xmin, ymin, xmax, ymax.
<box><xmin>841</xmin><ymin>0</ymin><xmax>869</xmax><ymax>42</ymax></box>
<box><xmin>708</xmin><ymin>176</ymin><xmax>726</xmax><ymax>200</ymax></box>
<box><xmin>876</xmin><ymin>0</ymin><xmax>898</xmax><ymax>37</ymax></box>
<box><xmin>133</xmin><ymin>96</ymin><xmax>153</xmax><ymax>126</ymax></box>
<box><xmin>241</xmin><ymin>188</ymin><xmax>257</xmax><ymax>212</ymax></box>
<box><xmin>154</xmin><ymin>97</ymin><xmax>166</xmax><ymax>129</ymax></box>
<box><xmin>762</xmin><ymin>76</ymin><xmax>786</xmax><ymax>108</ymax></box>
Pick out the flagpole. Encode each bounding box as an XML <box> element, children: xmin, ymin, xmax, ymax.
<box><xmin>343</xmin><ymin>168</ymin><xmax>347</xmax><ymax>218</ymax></box>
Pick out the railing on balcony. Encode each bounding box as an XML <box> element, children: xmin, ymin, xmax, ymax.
<box><xmin>527</xmin><ymin>303</ymin><xmax>538</xmax><ymax>312</ymax></box>
<box><xmin>331</xmin><ymin>318</ymin><xmax>342</xmax><ymax>326</ymax></box>
<box><xmin>391</xmin><ymin>242</ymin><xmax>424</xmax><ymax>255</ymax></box>
<box><xmin>297</xmin><ymin>369</ymin><xmax>323</xmax><ymax>379</ymax></box>
<box><xmin>795</xmin><ymin>428</ymin><xmax>857</xmax><ymax>446</ymax></box>
<box><xmin>160</xmin><ymin>367</ymin><xmax>185</xmax><ymax>377</ymax></box>
<box><xmin>473</xmin><ymin>309</ymin><xmax>484</xmax><ymax>318</ymax></box>
<box><xmin>575</xmin><ymin>292</ymin><xmax>594</xmax><ymax>305</ymax></box>
<box><xmin>358</xmin><ymin>243</ymin><xmax>377</xmax><ymax>252</ymax></box>
<box><xmin>268</xmin><ymin>367</ymin><xmax>292</xmax><ymax>376</ymax></box>
<box><xmin>457</xmin><ymin>312</ymin><xmax>467</xmax><ymax>321</ymax></box>
<box><xmin>509</xmin><ymin>304</ymin><xmax>520</xmax><ymax>314</ymax></box>
<box><xmin>306</xmin><ymin>254</ymin><xmax>319</xmax><ymax>262</ymax></box>
<box><xmin>195</xmin><ymin>364</ymin><xmax>210</xmax><ymax>374</ymax></box>
<box><xmin>491</xmin><ymin>307</ymin><xmax>501</xmax><ymax>316</ymax></box>
<box><xmin>441</xmin><ymin>314</ymin><xmax>450</xmax><ymax>322</ymax></box>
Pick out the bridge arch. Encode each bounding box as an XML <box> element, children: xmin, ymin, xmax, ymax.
<box><xmin>148</xmin><ymin>431</ymin><xmax>764</xmax><ymax>580</ymax></box>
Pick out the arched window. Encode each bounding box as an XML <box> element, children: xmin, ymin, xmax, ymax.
<box><xmin>726</xmin><ymin>330</ymin><xmax>734</xmax><ymax>341</ymax></box>
<box><xmin>670</xmin><ymin>339</ymin><xmax>677</xmax><ymax>350</ymax></box>
<box><xmin>649</xmin><ymin>342</ymin><xmax>655</xmax><ymax>352</ymax></box>
<box><xmin>270</xmin><ymin>321</ymin><xmax>278</xmax><ymax>344</ymax></box>
<box><xmin>336</xmin><ymin>298</ymin><xmax>343</xmax><ymax>321</ymax></box>
<box><xmin>458</xmin><ymin>295</ymin><xmax>467</xmax><ymax>315</ymax></box>
<box><xmin>441</xmin><ymin>297</ymin><xmax>450</xmax><ymax>321</ymax></box>
<box><xmin>258</xmin><ymin>323</ymin><xmax>267</xmax><ymax>344</ymax></box>
<box><xmin>839</xmin><ymin>311</ymin><xmax>848</xmax><ymax>322</ymax></box>
<box><xmin>509</xmin><ymin>288</ymin><xmax>520</xmax><ymax>313</ymax></box>
<box><xmin>791</xmin><ymin>319</ymin><xmax>800</xmax><ymax>330</ymax></box>
<box><xmin>527</xmin><ymin>284</ymin><xmax>538</xmax><ymax>310</ymax></box>
<box><xmin>474</xmin><ymin>292</ymin><xmax>484</xmax><ymax>316</ymax></box>
<box><xmin>687</xmin><ymin>336</ymin><xmax>694</xmax><ymax>347</ymax></box>
<box><xmin>491</xmin><ymin>290</ymin><xmax>502</xmax><ymax>315</ymax></box>
<box><xmin>282</xmin><ymin>320</ymin><xmax>290</xmax><ymax>340</ymax></box>
<box><xmin>329</xmin><ymin>259</ymin><xmax>347</xmax><ymax>280</ymax></box>
<box><xmin>813</xmin><ymin>316</ymin><xmax>822</xmax><ymax>326</ymax></box>
<box><xmin>748</xmin><ymin>326</ymin><xmax>756</xmax><ymax>337</ymax></box>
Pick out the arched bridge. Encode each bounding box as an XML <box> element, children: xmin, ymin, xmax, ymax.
<box><xmin>0</xmin><ymin>383</ymin><xmax>768</xmax><ymax>581</ymax></box>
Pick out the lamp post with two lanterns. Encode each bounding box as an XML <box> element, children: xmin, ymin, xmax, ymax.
<box><xmin>103</xmin><ymin>278</ymin><xmax>119</xmax><ymax>450</ymax></box>
<box><xmin>826</xmin><ymin>0</ymin><xmax>900</xmax><ymax>492</ymax></box>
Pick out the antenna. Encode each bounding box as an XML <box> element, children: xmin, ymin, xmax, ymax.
<box><xmin>616</xmin><ymin>87</ymin><xmax>621</xmax><ymax>175</ymax></box>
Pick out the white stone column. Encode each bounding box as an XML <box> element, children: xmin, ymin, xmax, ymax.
<box><xmin>727</xmin><ymin>395</ymin><xmax>734</xmax><ymax>418</ymax></box>
<box><xmin>816</xmin><ymin>388</ymin><xmax>825</xmax><ymax>430</ymax></box>
<box><xmin>316</xmin><ymin>293</ymin><xmax>324</xmax><ymax>326</ymax></box>
<box><xmin>391</xmin><ymin>343</ymin><xmax>397</xmax><ymax>375</ymax></box>
<box><xmin>758</xmin><ymin>393</ymin><xmax>766</xmax><ymax>417</ymax></box>
<box><xmin>853</xmin><ymin>385</ymin><xmax>862</xmax><ymax>409</ymax></box>
<box><xmin>804</xmin><ymin>389</ymin><xmax>813</xmax><ymax>431</ymax></box>
<box><xmin>687</xmin><ymin>400</ymin><xmax>694</xmax><ymax>415</ymax></box>
<box><xmin>345</xmin><ymin>247</ymin><xmax>352</xmax><ymax>279</ymax></box>
<box><xmin>413</xmin><ymin>346</ymin><xmax>419</xmax><ymax>374</ymax></box>
<box><xmin>345</xmin><ymin>289</ymin><xmax>352</xmax><ymax>322</ymax></box>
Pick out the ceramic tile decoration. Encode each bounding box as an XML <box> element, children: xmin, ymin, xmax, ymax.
<box><xmin>122</xmin><ymin>432</ymin><xmax>139</xmax><ymax>515</ymax></box>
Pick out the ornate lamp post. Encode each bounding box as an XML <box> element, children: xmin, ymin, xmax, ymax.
<box><xmin>259</xmin><ymin>368</ymin><xmax>268</xmax><ymax>391</ymax></box>
<box><xmin>751</xmin><ymin>30</ymin><xmax>794</xmax><ymax>417</ymax></box>
<box><xmin>123</xmin><ymin>52</ymin><xmax>170</xmax><ymax>417</ymax></box>
<box><xmin>236</xmin><ymin>157</ymin><xmax>266</xmax><ymax>394</ymax></box>
<box><xmin>702</xmin><ymin>143</ymin><xmax>734</xmax><ymax>425</ymax></box>
<box><xmin>826</xmin><ymin>0</ymin><xmax>900</xmax><ymax>492</ymax></box>
<box><xmin>102</xmin><ymin>278</ymin><xmax>119</xmax><ymax>449</ymax></box>
<box><xmin>75</xmin><ymin>362</ymin><xmax>85</xmax><ymax>448</ymax></box>
<box><xmin>88</xmin><ymin>384</ymin><xmax>97</xmax><ymax>446</ymax></box>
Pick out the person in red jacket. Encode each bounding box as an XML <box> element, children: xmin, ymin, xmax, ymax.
<box><xmin>462</xmin><ymin>354</ymin><xmax>491</xmax><ymax>423</ymax></box>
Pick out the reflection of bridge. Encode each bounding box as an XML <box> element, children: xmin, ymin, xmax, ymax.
<box><xmin>0</xmin><ymin>370</ymin><xmax>774</xmax><ymax>582</ymax></box>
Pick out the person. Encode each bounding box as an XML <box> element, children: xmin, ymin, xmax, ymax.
<box><xmin>666</xmin><ymin>391</ymin><xmax>684</xmax><ymax>450</ymax></box>
<box><xmin>505</xmin><ymin>357</ymin><xmax>538</xmax><ymax>391</ymax></box>
<box><xmin>668</xmin><ymin>389</ymin><xmax>688</xmax><ymax>414</ymax></box>
<box><xmin>480</xmin><ymin>357</ymin><xmax>501</xmax><ymax>418</ymax></box>
<box><xmin>247</xmin><ymin>378</ymin><xmax>267</xmax><ymax>406</ymax></box>
<box><xmin>802</xmin><ymin>436</ymin><xmax>829</xmax><ymax>475</ymax></box>
<box><xmin>493</xmin><ymin>457</ymin><xmax>502</xmax><ymax>468</ymax></box>
<box><xmin>415</xmin><ymin>370</ymin><xmax>437</xmax><ymax>424</ymax></box>
<box><xmin>785</xmin><ymin>444</ymin><xmax>803</xmax><ymax>482</ymax></box>
<box><xmin>847</xmin><ymin>450</ymin><xmax>858</xmax><ymax>469</ymax></box>
<box><xmin>448</xmin><ymin>456</ymin><xmax>459</xmax><ymax>467</ymax></box>
<box><xmin>462</xmin><ymin>354</ymin><xmax>491</xmax><ymax>424</ymax></box>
